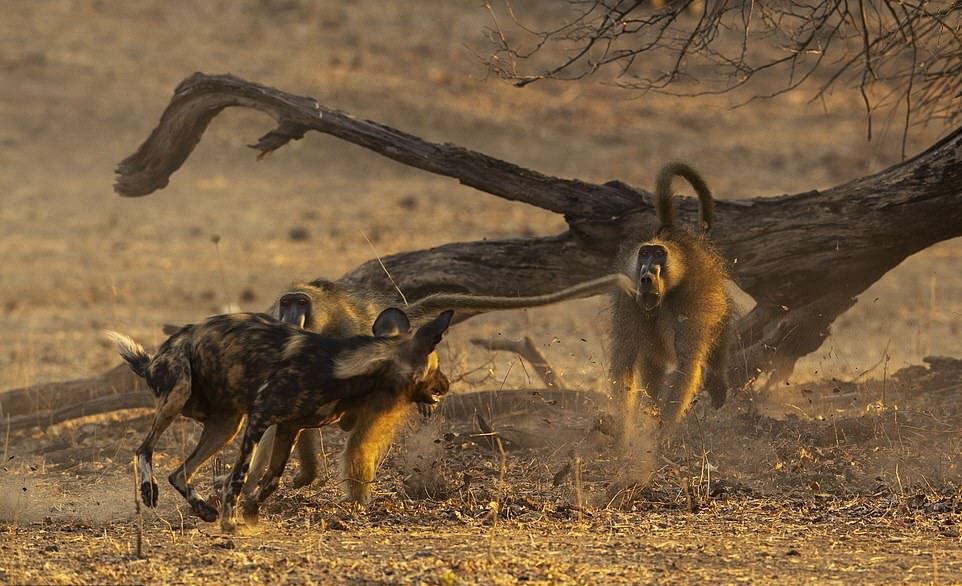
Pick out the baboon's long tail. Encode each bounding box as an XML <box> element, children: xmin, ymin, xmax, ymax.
<box><xmin>408</xmin><ymin>274</ymin><xmax>634</xmax><ymax>316</ymax></box>
<box><xmin>105</xmin><ymin>331</ymin><xmax>152</xmax><ymax>379</ymax></box>
<box><xmin>654</xmin><ymin>162</ymin><xmax>714</xmax><ymax>231</ymax></box>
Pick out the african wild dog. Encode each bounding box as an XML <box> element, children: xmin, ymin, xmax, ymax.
<box><xmin>108</xmin><ymin>307</ymin><xmax>452</xmax><ymax>529</ymax></box>
<box><xmin>248</xmin><ymin>273</ymin><xmax>634</xmax><ymax>493</ymax></box>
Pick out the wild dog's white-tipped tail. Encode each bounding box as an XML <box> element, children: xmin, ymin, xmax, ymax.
<box><xmin>104</xmin><ymin>330</ymin><xmax>151</xmax><ymax>379</ymax></box>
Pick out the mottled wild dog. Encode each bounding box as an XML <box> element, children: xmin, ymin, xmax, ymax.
<box><xmin>219</xmin><ymin>308</ymin><xmax>452</xmax><ymax>532</ymax></box>
<box><xmin>247</xmin><ymin>274</ymin><xmax>635</xmax><ymax>492</ymax></box>
<box><xmin>108</xmin><ymin>308</ymin><xmax>452</xmax><ymax>526</ymax></box>
<box><xmin>610</xmin><ymin>161</ymin><xmax>734</xmax><ymax>437</ymax></box>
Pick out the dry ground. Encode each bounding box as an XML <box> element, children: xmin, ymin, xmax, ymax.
<box><xmin>2</xmin><ymin>1</ymin><xmax>962</xmax><ymax>584</ymax></box>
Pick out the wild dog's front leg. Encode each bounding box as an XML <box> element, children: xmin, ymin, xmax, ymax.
<box><xmin>136</xmin><ymin>380</ymin><xmax>191</xmax><ymax>508</ymax></box>
<box><xmin>242</xmin><ymin>424</ymin><xmax>277</xmax><ymax>500</ymax></box>
<box><xmin>242</xmin><ymin>425</ymin><xmax>299</xmax><ymax>524</ymax></box>
<box><xmin>221</xmin><ymin>418</ymin><xmax>269</xmax><ymax>533</ymax></box>
<box><xmin>341</xmin><ymin>400</ymin><xmax>409</xmax><ymax>504</ymax></box>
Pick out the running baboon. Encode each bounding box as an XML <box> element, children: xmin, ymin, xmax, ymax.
<box><xmin>107</xmin><ymin>308</ymin><xmax>452</xmax><ymax>525</ymax></box>
<box><xmin>249</xmin><ymin>273</ymin><xmax>635</xmax><ymax>493</ymax></box>
<box><xmin>610</xmin><ymin>161</ymin><xmax>733</xmax><ymax>435</ymax></box>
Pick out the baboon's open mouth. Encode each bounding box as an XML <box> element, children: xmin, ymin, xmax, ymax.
<box><xmin>639</xmin><ymin>292</ymin><xmax>661</xmax><ymax>310</ymax></box>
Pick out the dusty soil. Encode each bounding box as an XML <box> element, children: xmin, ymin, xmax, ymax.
<box><xmin>2</xmin><ymin>2</ymin><xmax>961</xmax><ymax>584</ymax></box>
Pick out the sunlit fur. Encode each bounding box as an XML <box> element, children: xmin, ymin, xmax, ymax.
<box><xmin>609</xmin><ymin>161</ymin><xmax>734</xmax><ymax>442</ymax></box>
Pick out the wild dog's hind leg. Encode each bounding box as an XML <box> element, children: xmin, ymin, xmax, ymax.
<box><xmin>136</xmin><ymin>378</ymin><xmax>191</xmax><ymax>508</ymax></box>
<box><xmin>168</xmin><ymin>412</ymin><xmax>243</xmax><ymax>522</ymax></box>
<box><xmin>242</xmin><ymin>424</ymin><xmax>299</xmax><ymax>524</ymax></box>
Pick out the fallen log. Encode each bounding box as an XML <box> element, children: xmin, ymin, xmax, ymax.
<box><xmin>4</xmin><ymin>72</ymin><xmax>961</xmax><ymax>425</ymax></box>
<box><xmin>114</xmin><ymin>73</ymin><xmax>962</xmax><ymax>388</ymax></box>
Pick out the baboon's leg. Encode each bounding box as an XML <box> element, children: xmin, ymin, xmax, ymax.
<box><xmin>242</xmin><ymin>424</ymin><xmax>300</xmax><ymax>523</ymax></box>
<box><xmin>341</xmin><ymin>400</ymin><xmax>409</xmax><ymax>504</ymax></box>
<box><xmin>221</xmin><ymin>417</ymin><xmax>270</xmax><ymax>532</ymax></box>
<box><xmin>615</xmin><ymin>350</ymin><xmax>668</xmax><ymax>467</ymax></box>
<box><xmin>608</xmin><ymin>296</ymin><xmax>644</xmax><ymax>404</ymax></box>
<box><xmin>135</xmin><ymin>379</ymin><xmax>191</xmax><ymax>508</ymax></box>
<box><xmin>291</xmin><ymin>428</ymin><xmax>322</xmax><ymax>489</ymax></box>
<box><xmin>639</xmin><ymin>356</ymin><xmax>668</xmax><ymax>404</ymax></box>
<box><xmin>168</xmin><ymin>412</ymin><xmax>243</xmax><ymax>522</ymax></box>
<box><xmin>658</xmin><ymin>347</ymin><xmax>708</xmax><ymax>432</ymax></box>
<box><xmin>704</xmin><ymin>328</ymin><xmax>732</xmax><ymax>409</ymax></box>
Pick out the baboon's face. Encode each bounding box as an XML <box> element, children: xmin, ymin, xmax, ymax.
<box><xmin>634</xmin><ymin>244</ymin><xmax>669</xmax><ymax>310</ymax></box>
<box><xmin>278</xmin><ymin>292</ymin><xmax>312</xmax><ymax>328</ymax></box>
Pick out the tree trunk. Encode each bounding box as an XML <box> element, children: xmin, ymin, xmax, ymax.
<box><xmin>4</xmin><ymin>72</ymin><xmax>961</xmax><ymax>426</ymax></box>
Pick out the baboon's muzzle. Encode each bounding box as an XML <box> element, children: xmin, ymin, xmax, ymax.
<box><xmin>279</xmin><ymin>304</ymin><xmax>308</xmax><ymax>328</ymax></box>
<box><xmin>636</xmin><ymin>270</ymin><xmax>662</xmax><ymax>311</ymax></box>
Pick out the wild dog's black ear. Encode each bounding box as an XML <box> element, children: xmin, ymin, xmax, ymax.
<box><xmin>162</xmin><ymin>323</ymin><xmax>184</xmax><ymax>336</ymax></box>
<box><xmin>372</xmin><ymin>307</ymin><xmax>412</xmax><ymax>337</ymax></box>
<box><xmin>412</xmin><ymin>310</ymin><xmax>454</xmax><ymax>354</ymax></box>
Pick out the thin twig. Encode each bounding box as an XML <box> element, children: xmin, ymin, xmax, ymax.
<box><xmin>360</xmin><ymin>231</ymin><xmax>408</xmax><ymax>308</ymax></box>
<box><xmin>132</xmin><ymin>456</ymin><xmax>144</xmax><ymax>559</ymax></box>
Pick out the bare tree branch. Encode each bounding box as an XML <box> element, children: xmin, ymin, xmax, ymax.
<box><xmin>481</xmin><ymin>1</ymin><xmax>962</xmax><ymax>133</ymax></box>
<box><xmin>471</xmin><ymin>336</ymin><xmax>569</xmax><ymax>389</ymax></box>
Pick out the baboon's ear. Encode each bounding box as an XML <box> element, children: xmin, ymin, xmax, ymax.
<box><xmin>305</xmin><ymin>278</ymin><xmax>337</xmax><ymax>291</ymax></box>
<box><xmin>372</xmin><ymin>307</ymin><xmax>412</xmax><ymax>337</ymax></box>
<box><xmin>412</xmin><ymin>310</ymin><xmax>454</xmax><ymax>353</ymax></box>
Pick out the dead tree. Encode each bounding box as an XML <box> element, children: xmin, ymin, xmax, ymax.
<box><xmin>3</xmin><ymin>72</ymin><xmax>962</xmax><ymax>424</ymax></box>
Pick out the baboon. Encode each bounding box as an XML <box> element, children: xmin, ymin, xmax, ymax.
<box><xmin>107</xmin><ymin>308</ymin><xmax>452</xmax><ymax>525</ymax></box>
<box><xmin>609</xmin><ymin>161</ymin><xmax>733</xmax><ymax>435</ymax></box>
<box><xmin>249</xmin><ymin>273</ymin><xmax>635</xmax><ymax>493</ymax></box>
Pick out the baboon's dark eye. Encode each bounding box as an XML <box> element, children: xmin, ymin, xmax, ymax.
<box><xmin>639</xmin><ymin>245</ymin><xmax>667</xmax><ymax>262</ymax></box>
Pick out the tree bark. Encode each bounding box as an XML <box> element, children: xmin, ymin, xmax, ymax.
<box><xmin>4</xmin><ymin>72</ymin><xmax>961</xmax><ymax>426</ymax></box>
<box><xmin>114</xmin><ymin>73</ymin><xmax>962</xmax><ymax>388</ymax></box>
<box><xmin>0</xmin><ymin>365</ymin><xmax>145</xmax><ymax>419</ymax></box>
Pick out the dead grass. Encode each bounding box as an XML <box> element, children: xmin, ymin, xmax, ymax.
<box><xmin>3</xmin><ymin>375</ymin><xmax>962</xmax><ymax>584</ymax></box>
